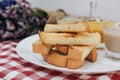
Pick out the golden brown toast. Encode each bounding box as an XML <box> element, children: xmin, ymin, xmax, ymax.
<box><xmin>68</xmin><ymin>46</ymin><xmax>95</xmax><ymax>60</ymax></box>
<box><xmin>39</xmin><ymin>31</ymin><xmax>101</xmax><ymax>46</ymax></box>
<box><xmin>44</xmin><ymin>50</ymin><xmax>68</xmax><ymax>67</ymax></box>
<box><xmin>56</xmin><ymin>45</ymin><xmax>69</xmax><ymax>55</ymax></box>
<box><xmin>44</xmin><ymin>22</ymin><xmax>91</xmax><ymax>33</ymax></box>
<box><xmin>32</xmin><ymin>40</ymin><xmax>53</xmax><ymax>54</ymax></box>
<box><xmin>86</xmin><ymin>48</ymin><xmax>97</xmax><ymax>62</ymax></box>
<box><xmin>67</xmin><ymin>46</ymin><xmax>95</xmax><ymax>69</ymax></box>
<box><xmin>33</xmin><ymin>21</ymin><xmax>100</xmax><ymax>69</ymax></box>
<box><xmin>67</xmin><ymin>59</ymin><xmax>84</xmax><ymax>69</ymax></box>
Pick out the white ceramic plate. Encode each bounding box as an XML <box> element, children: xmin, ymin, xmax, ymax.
<box><xmin>16</xmin><ymin>34</ymin><xmax>120</xmax><ymax>74</ymax></box>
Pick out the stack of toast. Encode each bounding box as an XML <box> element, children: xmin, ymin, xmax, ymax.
<box><xmin>32</xmin><ymin>22</ymin><xmax>101</xmax><ymax>69</ymax></box>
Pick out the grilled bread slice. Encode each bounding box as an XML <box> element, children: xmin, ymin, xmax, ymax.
<box><xmin>44</xmin><ymin>22</ymin><xmax>91</xmax><ymax>33</ymax></box>
<box><xmin>39</xmin><ymin>31</ymin><xmax>101</xmax><ymax>46</ymax></box>
<box><xmin>86</xmin><ymin>48</ymin><xmax>97</xmax><ymax>62</ymax></box>
<box><xmin>44</xmin><ymin>50</ymin><xmax>68</xmax><ymax>67</ymax></box>
<box><xmin>32</xmin><ymin>40</ymin><xmax>53</xmax><ymax>54</ymax></box>
<box><xmin>56</xmin><ymin>45</ymin><xmax>69</xmax><ymax>55</ymax></box>
<box><xmin>68</xmin><ymin>46</ymin><xmax>95</xmax><ymax>60</ymax></box>
<box><xmin>67</xmin><ymin>45</ymin><xmax>94</xmax><ymax>69</ymax></box>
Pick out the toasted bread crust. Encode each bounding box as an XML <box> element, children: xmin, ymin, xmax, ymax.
<box><xmin>67</xmin><ymin>46</ymin><xmax>94</xmax><ymax>69</ymax></box>
<box><xmin>39</xmin><ymin>31</ymin><xmax>101</xmax><ymax>46</ymax></box>
<box><xmin>68</xmin><ymin>46</ymin><xmax>94</xmax><ymax>60</ymax></box>
<box><xmin>44</xmin><ymin>22</ymin><xmax>90</xmax><ymax>33</ymax></box>
<box><xmin>44</xmin><ymin>50</ymin><xmax>68</xmax><ymax>67</ymax></box>
<box><xmin>67</xmin><ymin>59</ymin><xmax>84</xmax><ymax>69</ymax></box>
<box><xmin>86</xmin><ymin>48</ymin><xmax>97</xmax><ymax>62</ymax></box>
<box><xmin>32</xmin><ymin>40</ymin><xmax>53</xmax><ymax>54</ymax></box>
<box><xmin>56</xmin><ymin>45</ymin><xmax>69</xmax><ymax>55</ymax></box>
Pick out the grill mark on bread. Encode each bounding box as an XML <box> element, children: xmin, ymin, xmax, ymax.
<box><xmin>64</xmin><ymin>33</ymin><xmax>79</xmax><ymax>37</ymax></box>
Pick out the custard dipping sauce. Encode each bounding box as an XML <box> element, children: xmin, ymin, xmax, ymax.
<box><xmin>103</xmin><ymin>24</ymin><xmax>120</xmax><ymax>54</ymax></box>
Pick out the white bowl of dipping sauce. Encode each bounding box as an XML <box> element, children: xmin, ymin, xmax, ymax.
<box><xmin>103</xmin><ymin>23</ymin><xmax>120</xmax><ymax>61</ymax></box>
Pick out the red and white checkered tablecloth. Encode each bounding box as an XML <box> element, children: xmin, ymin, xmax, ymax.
<box><xmin>0</xmin><ymin>41</ymin><xmax>120</xmax><ymax>80</ymax></box>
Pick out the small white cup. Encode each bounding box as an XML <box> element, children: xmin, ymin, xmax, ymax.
<box><xmin>103</xmin><ymin>24</ymin><xmax>120</xmax><ymax>61</ymax></box>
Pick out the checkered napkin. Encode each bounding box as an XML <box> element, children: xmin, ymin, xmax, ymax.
<box><xmin>0</xmin><ymin>41</ymin><xmax>120</xmax><ymax>80</ymax></box>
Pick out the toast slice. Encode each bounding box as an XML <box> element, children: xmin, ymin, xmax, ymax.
<box><xmin>44</xmin><ymin>22</ymin><xmax>91</xmax><ymax>33</ymax></box>
<box><xmin>67</xmin><ymin>59</ymin><xmax>84</xmax><ymax>69</ymax></box>
<box><xmin>56</xmin><ymin>45</ymin><xmax>69</xmax><ymax>55</ymax></box>
<box><xmin>86</xmin><ymin>48</ymin><xmax>97</xmax><ymax>62</ymax></box>
<box><xmin>32</xmin><ymin>40</ymin><xmax>53</xmax><ymax>54</ymax></box>
<box><xmin>44</xmin><ymin>50</ymin><xmax>68</xmax><ymax>67</ymax></box>
<box><xmin>39</xmin><ymin>31</ymin><xmax>101</xmax><ymax>46</ymax></box>
<box><xmin>68</xmin><ymin>46</ymin><xmax>95</xmax><ymax>60</ymax></box>
<box><xmin>67</xmin><ymin>45</ymin><xmax>94</xmax><ymax>69</ymax></box>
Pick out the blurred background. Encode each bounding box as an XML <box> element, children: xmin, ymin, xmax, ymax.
<box><xmin>28</xmin><ymin>0</ymin><xmax>120</xmax><ymax>22</ymax></box>
<box><xmin>0</xmin><ymin>0</ymin><xmax>118</xmax><ymax>40</ymax></box>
